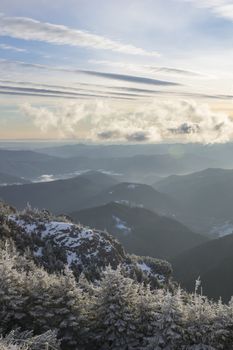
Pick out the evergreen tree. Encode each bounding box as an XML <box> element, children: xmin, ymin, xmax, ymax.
<box><xmin>0</xmin><ymin>329</ymin><xmax>59</xmax><ymax>349</ymax></box>
<box><xmin>93</xmin><ymin>266</ymin><xmax>140</xmax><ymax>350</ymax></box>
<box><xmin>145</xmin><ymin>288</ymin><xmax>184</xmax><ymax>349</ymax></box>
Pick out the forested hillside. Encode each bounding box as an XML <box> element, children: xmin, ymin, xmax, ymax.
<box><xmin>1</xmin><ymin>201</ymin><xmax>233</xmax><ymax>350</ymax></box>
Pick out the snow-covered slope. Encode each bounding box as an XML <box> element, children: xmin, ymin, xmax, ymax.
<box><xmin>71</xmin><ymin>202</ymin><xmax>207</xmax><ymax>259</ymax></box>
<box><xmin>1</xmin><ymin>202</ymin><xmax>172</xmax><ymax>286</ymax></box>
<box><xmin>210</xmin><ymin>221</ymin><xmax>233</xmax><ymax>237</ymax></box>
<box><xmin>7</xmin><ymin>212</ymin><xmax>127</xmax><ymax>272</ymax></box>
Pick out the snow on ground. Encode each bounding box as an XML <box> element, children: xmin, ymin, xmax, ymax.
<box><xmin>127</xmin><ymin>184</ymin><xmax>138</xmax><ymax>189</ymax></box>
<box><xmin>34</xmin><ymin>247</ymin><xmax>43</xmax><ymax>257</ymax></box>
<box><xmin>137</xmin><ymin>262</ymin><xmax>151</xmax><ymax>273</ymax></box>
<box><xmin>7</xmin><ymin>215</ymin><xmax>114</xmax><ymax>266</ymax></box>
<box><xmin>35</xmin><ymin>174</ymin><xmax>55</xmax><ymax>182</ymax></box>
<box><xmin>8</xmin><ymin>215</ymin><xmax>38</xmax><ymax>234</ymax></box>
<box><xmin>67</xmin><ymin>251</ymin><xmax>80</xmax><ymax>266</ymax></box>
<box><xmin>41</xmin><ymin>221</ymin><xmax>74</xmax><ymax>238</ymax></box>
<box><xmin>0</xmin><ymin>182</ymin><xmax>22</xmax><ymax>186</ymax></box>
<box><xmin>33</xmin><ymin>169</ymin><xmax>122</xmax><ymax>183</ymax></box>
<box><xmin>32</xmin><ymin>170</ymin><xmax>90</xmax><ymax>183</ymax></box>
<box><xmin>112</xmin><ymin>215</ymin><xmax>131</xmax><ymax>234</ymax></box>
<box><xmin>210</xmin><ymin>221</ymin><xmax>233</xmax><ymax>237</ymax></box>
<box><xmin>114</xmin><ymin>200</ymin><xmax>144</xmax><ymax>208</ymax></box>
<box><xmin>137</xmin><ymin>262</ymin><xmax>165</xmax><ymax>282</ymax></box>
<box><xmin>97</xmin><ymin>169</ymin><xmax>122</xmax><ymax>176</ymax></box>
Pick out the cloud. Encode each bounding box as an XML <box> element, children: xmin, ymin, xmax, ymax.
<box><xmin>0</xmin><ymin>43</ymin><xmax>27</xmax><ymax>52</ymax></box>
<box><xmin>0</xmin><ymin>78</ymin><xmax>162</xmax><ymax>96</ymax></box>
<box><xmin>20</xmin><ymin>99</ymin><xmax>233</xmax><ymax>143</ymax></box>
<box><xmin>125</xmin><ymin>131</ymin><xmax>150</xmax><ymax>142</ymax></box>
<box><xmin>90</xmin><ymin>60</ymin><xmax>204</xmax><ymax>78</ymax></box>
<box><xmin>98</xmin><ymin>130</ymin><xmax>150</xmax><ymax>142</ymax></box>
<box><xmin>182</xmin><ymin>0</ymin><xmax>233</xmax><ymax>21</ymax></box>
<box><xmin>0</xmin><ymin>59</ymin><xmax>180</xmax><ymax>87</ymax></box>
<box><xmin>0</xmin><ymin>13</ymin><xmax>160</xmax><ymax>56</ymax></box>
<box><xmin>0</xmin><ymin>89</ymin><xmax>135</xmax><ymax>100</ymax></box>
<box><xmin>98</xmin><ymin>130</ymin><xmax>122</xmax><ymax>140</ymax></box>
<box><xmin>0</xmin><ymin>83</ymin><xmax>141</xmax><ymax>100</ymax></box>
<box><xmin>82</xmin><ymin>70</ymin><xmax>180</xmax><ymax>86</ymax></box>
<box><xmin>169</xmin><ymin>123</ymin><xmax>201</xmax><ymax>134</ymax></box>
<box><xmin>0</xmin><ymin>73</ymin><xmax>231</xmax><ymax>101</ymax></box>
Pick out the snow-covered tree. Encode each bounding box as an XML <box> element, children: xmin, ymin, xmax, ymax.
<box><xmin>144</xmin><ymin>288</ymin><xmax>184</xmax><ymax>349</ymax></box>
<box><xmin>92</xmin><ymin>266</ymin><xmax>140</xmax><ymax>350</ymax></box>
<box><xmin>0</xmin><ymin>329</ymin><xmax>59</xmax><ymax>349</ymax></box>
<box><xmin>2</xmin><ymin>204</ymin><xmax>233</xmax><ymax>350</ymax></box>
<box><xmin>0</xmin><ymin>242</ymin><xmax>89</xmax><ymax>349</ymax></box>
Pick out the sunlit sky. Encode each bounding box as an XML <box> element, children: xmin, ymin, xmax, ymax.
<box><xmin>0</xmin><ymin>0</ymin><xmax>233</xmax><ymax>142</ymax></box>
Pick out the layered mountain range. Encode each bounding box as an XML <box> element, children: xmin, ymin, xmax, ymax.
<box><xmin>1</xmin><ymin>144</ymin><xmax>233</xmax><ymax>301</ymax></box>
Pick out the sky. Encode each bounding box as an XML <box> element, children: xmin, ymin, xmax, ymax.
<box><xmin>0</xmin><ymin>0</ymin><xmax>233</xmax><ymax>143</ymax></box>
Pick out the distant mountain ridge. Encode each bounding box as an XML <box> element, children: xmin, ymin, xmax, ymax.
<box><xmin>0</xmin><ymin>172</ymin><xmax>29</xmax><ymax>186</ymax></box>
<box><xmin>0</xmin><ymin>171</ymin><xmax>118</xmax><ymax>213</ymax></box>
<box><xmin>171</xmin><ymin>232</ymin><xmax>233</xmax><ymax>302</ymax></box>
<box><xmin>0</xmin><ymin>149</ymin><xmax>64</xmax><ymax>178</ymax></box>
<box><xmin>0</xmin><ymin>171</ymin><xmax>179</xmax><ymax>220</ymax></box>
<box><xmin>71</xmin><ymin>202</ymin><xmax>208</xmax><ymax>259</ymax></box>
<box><xmin>154</xmin><ymin>168</ymin><xmax>233</xmax><ymax>234</ymax></box>
<box><xmin>0</xmin><ymin>148</ymin><xmax>218</xmax><ymax>182</ymax></box>
<box><xmin>84</xmin><ymin>181</ymin><xmax>177</xmax><ymax>216</ymax></box>
<box><xmin>0</xmin><ymin>201</ymin><xmax>172</xmax><ymax>287</ymax></box>
<box><xmin>38</xmin><ymin>142</ymin><xmax>233</xmax><ymax>167</ymax></box>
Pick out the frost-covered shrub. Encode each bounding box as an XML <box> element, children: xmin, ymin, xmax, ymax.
<box><xmin>2</xmin><ymin>207</ymin><xmax>233</xmax><ymax>350</ymax></box>
<box><xmin>2</xmin><ymin>241</ymin><xmax>233</xmax><ymax>349</ymax></box>
<box><xmin>0</xmin><ymin>329</ymin><xmax>59</xmax><ymax>349</ymax></box>
<box><xmin>92</xmin><ymin>266</ymin><xmax>140</xmax><ymax>350</ymax></box>
<box><xmin>0</xmin><ymin>244</ymin><xmax>90</xmax><ymax>349</ymax></box>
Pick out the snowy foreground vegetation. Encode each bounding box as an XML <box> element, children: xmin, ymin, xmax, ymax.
<box><xmin>1</xmin><ymin>203</ymin><xmax>233</xmax><ymax>349</ymax></box>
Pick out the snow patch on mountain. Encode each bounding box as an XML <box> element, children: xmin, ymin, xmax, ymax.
<box><xmin>210</xmin><ymin>221</ymin><xmax>233</xmax><ymax>237</ymax></box>
<box><xmin>97</xmin><ymin>169</ymin><xmax>122</xmax><ymax>176</ymax></box>
<box><xmin>114</xmin><ymin>200</ymin><xmax>144</xmax><ymax>208</ymax></box>
<box><xmin>3</xmin><ymin>204</ymin><xmax>171</xmax><ymax>286</ymax></box>
<box><xmin>127</xmin><ymin>184</ymin><xmax>138</xmax><ymax>189</ymax></box>
<box><xmin>7</xmin><ymin>214</ymin><xmax>119</xmax><ymax>267</ymax></box>
<box><xmin>32</xmin><ymin>170</ymin><xmax>90</xmax><ymax>183</ymax></box>
<box><xmin>0</xmin><ymin>182</ymin><xmax>23</xmax><ymax>186</ymax></box>
<box><xmin>137</xmin><ymin>261</ymin><xmax>165</xmax><ymax>283</ymax></box>
<box><xmin>112</xmin><ymin>215</ymin><xmax>131</xmax><ymax>234</ymax></box>
<box><xmin>137</xmin><ymin>262</ymin><xmax>151</xmax><ymax>273</ymax></box>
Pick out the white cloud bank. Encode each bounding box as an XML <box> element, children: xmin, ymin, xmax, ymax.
<box><xmin>21</xmin><ymin>99</ymin><xmax>233</xmax><ymax>143</ymax></box>
<box><xmin>183</xmin><ymin>0</ymin><xmax>233</xmax><ymax>21</ymax></box>
<box><xmin>0</xmin><ymin>14</ymin><xmax>160</xmax><ymax>57</ymax></box>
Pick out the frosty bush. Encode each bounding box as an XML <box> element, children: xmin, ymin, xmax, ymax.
<box><xmin>0</xmin><ymin>329</ymin><xmax>59</xmax><ymax>349</ymax></box>
<box><xmin>1</xmin><ymin>240</ymin><xmax>233</xmax><ymax>349</ymax></box>
<box><xmin>0</xmin><ymin>243</ymin><xmax>90</xmax><ymax>349</ymax></box>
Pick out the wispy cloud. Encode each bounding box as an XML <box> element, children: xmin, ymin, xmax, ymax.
<box><xmin>21</xmin><ymin>99</ymin><xmax>233</xmax><ymax>143</ymax></box>
<box><xmin>82</xmin><ymin>70</ymin><xmax>180</xmax><ymax>86</ymax></box>
<box><xmin>89</xmin><ymin>60</ymin><xmax>205</xmax><ymax>77</ymax></box>
<box><xmin>0</xmin><ymin>83</ymin><xmax>143</xmax><ymax>100</ymax></box>
<box><xmin>182</xmin><ymin>0</ymin><xmax>233</xmax><ymax>21</ymax></box>
<box><xmin>0</xmin><ymin>59</ymin><xmax>179</xmax><ymax>87</ymax></box>
<box><xmin>0</xmin><ymin>76</ymin><xmax>231</xmax><ymax>101</ymax></box>
<box><xmin>0</xmin><ymin>78</ymin><xmax>162</xmax><ymax>95</ymax></box>
<box><xmin>0</xmin><ymin>43</ymin><xmax>27</xmax><ymax>52</ymax></box>
<box><xmin>0</xmin><ymin>13</ymin><xmax>160</xmax><ymax>56</ymax></box>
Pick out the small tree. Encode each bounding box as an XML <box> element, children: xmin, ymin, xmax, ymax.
<box><xmin>93</xmin><ymin>266</ymin><xmax>140</xmax><ymax>350</ymax></box>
